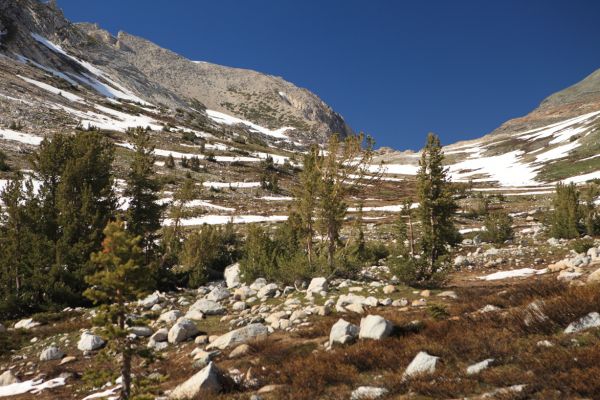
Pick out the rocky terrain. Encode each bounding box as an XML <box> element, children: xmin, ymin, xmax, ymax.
<box><xmin>1</xmin><ymin>1</ymin><xmax>600</xmax><ymax>399</ymax></box>
<box><xmin>3</xmin><ymin>232</ymin><xmax>600</xmax><ymax>399</ymax></box>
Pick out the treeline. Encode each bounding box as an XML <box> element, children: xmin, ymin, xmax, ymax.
<box><xmin>0</xmin><ymin>128</ymin><xmax>228</xmax><ymax>319</ymax></box>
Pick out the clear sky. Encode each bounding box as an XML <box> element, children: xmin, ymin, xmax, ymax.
<box><xmin>56</xmin><ymin>0</ymin><xmax>600</xmax><ymax>150</ymax></box>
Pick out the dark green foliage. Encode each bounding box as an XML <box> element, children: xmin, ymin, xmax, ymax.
<box><xmin>0</xmin><ymin>132</ymin><xmax>117</xmax><ymax>317</ymax></box>
<box><xmin>181</xmin><ymin>131</ymin><xmax>196</xmax><ymax>143</ymax></box>
<box><xmin>0</xmin><ymin>173</ymin><xmax>53</xmax><ymax>319</ymax></box>
<box><xmin>581</xmin><ymin>183</ymin><xmax>600</xmax><ymax>236</ymax></box>
<box><xmin>570</xmin><ymin>238</ymin><xmax>595</xmax><ymax>254</ymax></box>
<box><xmin>0</xmin><ymin>149</ymin><xmax>9</xmax><ymax>171</ymax></box>
<box><xmin>205</xmin><ymin>151</ymin><xmax>216</xmax><ymax>162</ymax></box>
<box><xmin>394</xmin><ymin>133</ymin><xmax>458</xmax><ymax>286</ymax></box>
<box><xmin>179</xmin><ymin>156</ymin><xmax>189</xmax><ymax>168</ymax></box>
<box><xmin>482</xmin><ymin>210</ymin><xmax>514</xmax><ymax>244</ymax></box>
<box><xmin>179</xmin><ymin>223</ymin><xmax>239</xmax><ymax>287</ymax></box>
<box><xmin>189</xmin><ymin>155</ymin><xmax>201</xmax><ymax>172</ymax></box>
<box><xmin>85</xmin><ymin>220</ymin><xmax>154</xmax><ymax>399</ymax></box>
<box><xmin>123</xmin><ymin>128</ymin><xmax>164</xmax><ymax>254</ymax></box>
<box><xmin>260</xmin><ymin>170</ymin><xmax>279</xmax><ymax>192</ymax></box>
<box><xmin>550</xmin><ymin>182</ymin><xmax>581</xmax><ymax>239</ymax></box>
<box><xmin>165</xmin><ymin>153</ymin><xmax>176</xmax><ymax>169</ymax></box>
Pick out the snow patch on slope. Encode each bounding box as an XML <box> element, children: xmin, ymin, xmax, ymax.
<box><xmin>206</xmin><ymin>110</ymin><xmax>292</xmax><ymax>139</ymax></box>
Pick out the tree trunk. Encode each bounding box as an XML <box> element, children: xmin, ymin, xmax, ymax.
<box><xmin>408</xmin><ymin>213</ymin><xmax>415</xmax><ymax>257</ymax></box>
<box><xmin>120</xmin><ymin>339</ymin><xmax>132</xmax><ymax>400</ymax></box>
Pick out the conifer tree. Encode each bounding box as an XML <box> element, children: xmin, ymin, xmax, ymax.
<box><xmin>54</xmin><ymin>132</ymin><xmax>117</xmax><ymax>301</ymax></box>
<box><xmin>85</xmin><ymin>220</ymin><xmax>153</xmax><ymax>400</ymax></box>
<box><xmin>550</xmin><ymin>182</ymin><xmax>581</xmax><ymax>239</ymax></box>
<box><xmin>294</xmin><ymin>145</ymin><xmax>321</xmax><ymax>266</ymax></box>
<box><xmin>123</xmin><ymin>127</ymin><xmax>164</xmax><ymax>256</ymax></box>
<box><xmin>165</xmin><ymin>153</ymin><xmax>176</xmax><ymax>169</ymax></box>
<box><xmin>581</xmin><ymin>182</ymin><xmax>599</xmax><ymax>236</ymax></box>
<box><xmin>415</xmin><ymin>133</ymin><xmax>458</xmax><ymax>281</ymax></box>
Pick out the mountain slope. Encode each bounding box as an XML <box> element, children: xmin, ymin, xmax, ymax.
<box><xmin>373</xmin><ymin>68</ymin><xmax>600</xmax><ymax>187</ymax></box>
<box><xmin>0</xmin><ymin>0</ymin><xmax>351</xmax><ymax>145</ymax></box>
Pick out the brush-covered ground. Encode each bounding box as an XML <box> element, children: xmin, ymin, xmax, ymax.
<box><xmin>1</xmin><ymin>226</ymin><xmax>600</xmax><ymax>400</ymax></box>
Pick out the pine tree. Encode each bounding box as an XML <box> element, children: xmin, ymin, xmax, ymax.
<box><xmin>294</xmin><ymin>145</ymin><xmax>321</xmax><ymax>266</ymax></box>
<box><xmin>123</xmin><ymin>127</ymin><xmax>164</xmax><ymax>256</ymax></box>
<box><xmin>31</xmin><ymin>132</ymin><xmax>117</xmax><ymax>305</ymax></box>
<box><xmin>581</xmin><ymin>183</ymin><xmax>599</xmax><ymax>236</ymax></box>
<box><xmin>0</xmin><ymin>173</ymin><xmax>52</xmax><ymax>318</ymax></box>
<box><xmin>550</xmin><ymin>182</ymin><xmax>581</xmax><ymax>239</ymax></box>
<box><xmin>165</xmin><ymin>153</ymin><xmax>176</xmax><ymax>169</ymax></box>
<box><xmin>0</xmin><ymin>149</ymin><xmax>9</xmax><ymax>171</ymax></box>
<box><xmin>84</xmin><ymin>220</ymin><xmax>153</xmax><ymax>400</ymax></box>
<box><xmin>54</xmin><ymin>132</ymin><xmax>117</xmax><ymax>302</ymax></box>
<box><xmin>415</xmin><ymin>133</ymin><xmax>458</xmax><ymax>282</ymax></box>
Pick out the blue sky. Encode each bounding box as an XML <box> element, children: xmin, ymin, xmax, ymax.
<box><xmin>57</xmin><ymin>0</ymin><xmax>600</xmax><ymax>150</ymax></box>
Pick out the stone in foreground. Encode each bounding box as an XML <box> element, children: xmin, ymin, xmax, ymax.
<box><xmin>169</xmin><ymin>361</ymin><xmax>221</xmax><ymax>399</ymax></box>
<box><xmin>564</xmin><ymin>312</ymin><xmax>600</xmax><ymax>334</ymax></box>
<box><xmin>350</xmin><ymin>386</ymin><xmax>389</xmax><ymax>400</ymax></box>
<box><xmin>359</xmin><ymin>315</ymin><xmax>393</xmax><ymax>340</ymax></box>
<box><xmin>403</xmin><ymin>351</ymin><xmax>439</xmax><ymax>379</ymax></box>
<box><xmin>40</xmin><ymin>346</ymin><xmax>65</xmax><ymax>361</ymax></box>
<box><xmin>466</xmin><ymin>358</ymin><xmax>494</xmax><ymax>375</ymax></box>
<box><xmin>77</xmin><ymin>332</ymin><xmax>105</xmax><ymax>352</ymax></box>
<box><xmin>168</xmin><ymin>319</ymin><xmax>199</xmax><ymax>344</ymax></box>
<box><xmin>206</xmin><ymin>323</ymin><xmax>268</xmax><ymax>350</ymax></box>
<box><xmin>224</xmin><ymin>263</ymin><xmax>241</xmax><ymax>288</ymax></box>
<box><xmin>329</xmin><ymin>318</ymin><xmax>359</xmax><ymax>345</ymax></box>
<box><xmin>190</xmin><ymin>299</ymin><xmax>225</xmax><ymax>315</ymax></box>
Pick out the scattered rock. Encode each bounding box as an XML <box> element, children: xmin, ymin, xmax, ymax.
<box><xmin>350</xmin><ymin>386</ymin><xmax>389</xmax><ymax>400</ymax></box>
<box><xmin>184</xmin><ymin>310</ymin><xmax>205</xmax><ymax>321</ymax></box>
<box><xmin>129</xmin><ymin>326</ymin><xmax>153</xmax><ymax>337</ymax></box>
<box><xmin>168</xmin><ymin>319</ymin><xmax>199</xmax><ymax>344</ymax></box>
<box><xmin>224</xmin><ymin>263</ymin><xmax>241</xmax><ymax>288</ymax></box>
<box><xmin>329</xmin><ymin>318</ymin><xmax>359</xmax><ymax>345</ymax></box>
<box><xmin>359</xmin><ymin>315</ymin><xmax>392</xmax><ymax>340</ymax></box>
<box><xmin>587</xmin><ymin>268</ymin><xmax>600</xmax><ymax>284</ymax></box>
<box><xmin>14</xmin><ymin>318</ymin><xmax>40</xmax><ymax>330</ymax></box>
<box><xmin>207</xmin><ymin>323</ymin><xmax>268</xmax><ymax>350</ymax></box>
<box><xmin>403</xmin><ymin>351</ymin><xmax>439</xmax><ymax>378</ymax></box>
<box><xmin>0</xmin><ymin>370</ymin><xmax>20</xmax><ymax>386</ymax></box>
<box><xmin>257</xmin><ymin>283</ymin><xmax>279</xmax><ymax>299</ymax></box>
<box><xmin>59</xmin><ymin>356</ymin><xmax>77</xmax><ymax>365</ymax></box>
<box><xmin>40</xmin><ymin>346</ymin><xmax>65</xmax><ymax>361</ymax></box>
<box><xmin>306</xmin><ymin>277</ymin><xmax>328</xmax><ymax>294</ymax></box>
<box><xmin>466</xmin><ymin>358</ymin><xmax>494</xmax><ymax>375</ymax></box>
<box><xmin>229</xmin><ymin>343</ymin><xmax>251</xmax><ymax>358</ymax></box>
<box><xmin>169</xmin><ymin>362</ymin><xmax>221</xmax><ymax>399</ymax></box>
<box><xmin>565</xmin><ymin>312</ymin><xmax>600</xmax><ymax>334</ymax></box>
<box><xmin>382</xmin><ymin>285</ymin><xmax>396</xmax><ymax>294</ymax></box>
<box><xmin>158</xmin><ymin>310</ymin><xmax>183</xmax><ymax>325</ymax></box>
<box><xmin>77</xmin><ymin>332</ymin><xmax>105</xmax><ymax>352</ymax></box>
<box><xmin>139</xmin><ymin>291</ymin><xmax>161</xmax><ymax>309</ymax></box>
<box><xmin>207</xmin><ymin>287</ymin><xmax>230</xmax><ymax>302</ymax></box>
<box><xmin>190</xmin><ymin>299</ymin><xmax>225</xmax><ymax>315</ymax></box>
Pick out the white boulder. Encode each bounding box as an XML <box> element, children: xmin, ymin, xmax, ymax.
<box><xmin>565</xmin><ymin>312</ymin><xmax>600</xmax><ymax>334</ymax></box>
<box><xmin>403</xmin><ymin>351</ymin><xmax>439</xmax><ymax>378</ymax></box>
<box><xmin>40</xmin><ymin>346</ymin><xmax>65</xmax><ymax>361</ymax></box>
<box><xmin>359</xmin><ymin>315</ymin><xmax>393</xmax><ymax>340</ymax></box>
<box><xmin>168</xmin><ymin>319</ymin><xmax>199</xmax><ymax>344</ymax></box>
<box><xmin>77</xmin><ymin>332</ymin><xmax>105</xmax><ymax>352</ymax></box>
<box><xmin>329</xmin><ymin>319</ymin><xmax>359</xmax><ymax>345</ymax></box>
<box><xmin>224</xmin><ymin>263</ymin><xmax>241</xmax><ymax>288</ymax></box>
<box><xmin>206</xmin><ymin>323</ymin><xmax>268</xmax><ymax>350</ymax></box>
<box><xmin>169</xmin><ymin>362</ymin><xmax>221</xmax><ymax>399</ymax></box>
